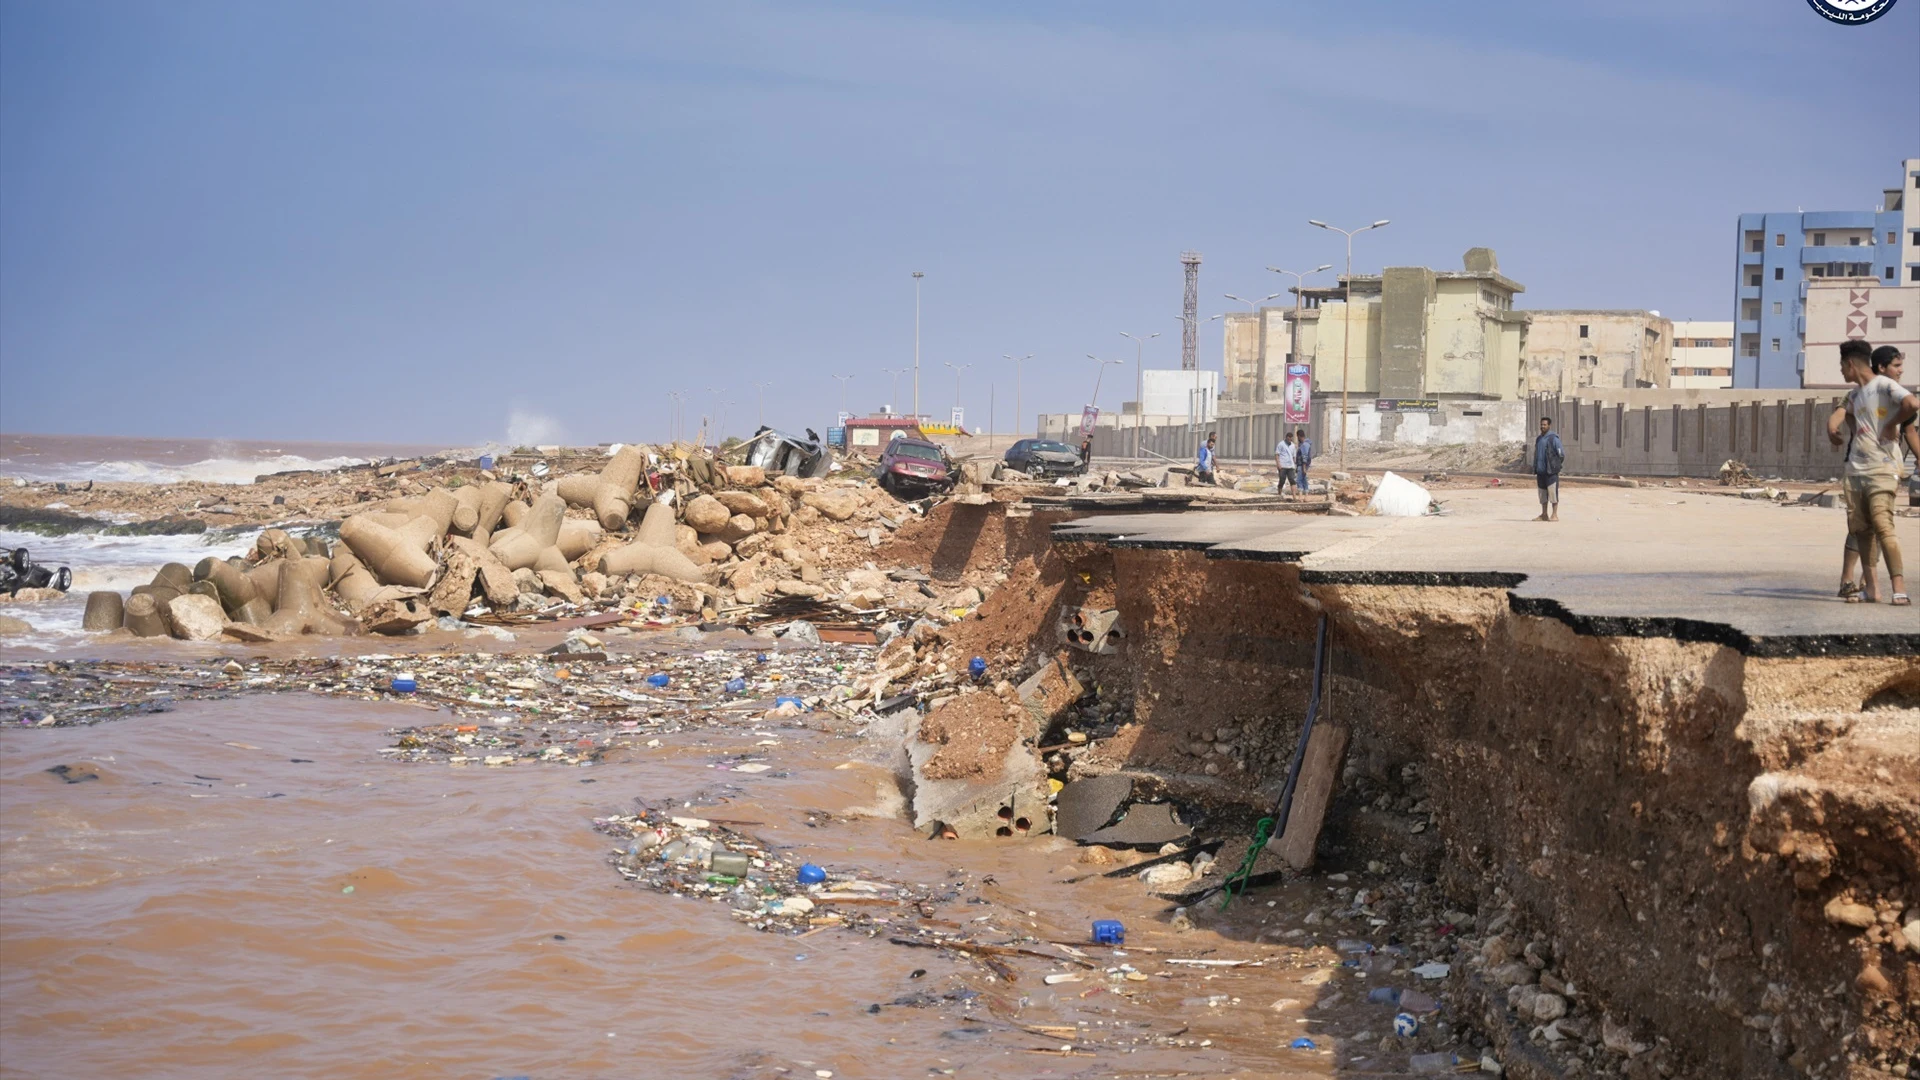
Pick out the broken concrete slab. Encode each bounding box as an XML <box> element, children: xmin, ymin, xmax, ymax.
<box><xmin>1055</xmin><ymin>774</ymin><xmax>1133</xmax><ymax>841</ymax></box>
<box><xmin>1081</xmin><ymin>802</ymin><xmax>1191</xmax><ymax>847</ymax></box>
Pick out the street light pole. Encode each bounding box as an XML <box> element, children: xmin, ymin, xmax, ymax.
<box><xmin>1307</xmin><ymin>219</ymin><xmax>1390</xmax><ymax>472</ymax></box>
<box><xmin>1002</xmin><ymin>354</ymin><xmax>1031</xmax><ymax>442</ymax></box>
<box><xmin>754</xmin><ymin>381</ymin><xmax>771</xmax><ymax>428</ymax></box>
<box><xmin>942</xmin><ymin>361</ymin><xmax>970</xmax><ymax>426</ymax></box>
<box><xmin>1264</xmin><ymin>264</ymin><xmax>1333</xmax><ymax>413</ymax></box>
<box><xmin>1086</xmin><ymin>353</ymin><xmax>1122</xmax><ymax>427</ymax></box>
<box><xmin>832</xmin><ymin>373</ymin><xmax>855</xmax><ymax>419</ymax></box>
<box><xmin>880</xmin><ymin>368</ymin><xmax>905</xmax><ymax>413</ymax></box>
<box><xmin>912</xmin><ymin>271</ymin><xmax>924</xmax><ymax>421</ymax></box>
<box><xmin>1119</xmin><ymin>331</ymin><xmax>1160</xmax><ymax>459</ymax></box>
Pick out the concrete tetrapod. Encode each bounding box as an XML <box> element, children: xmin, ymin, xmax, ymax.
<box><xmin>489</xmin><ymin>493</ymin><xmax>566</xmax><ymax>571</ymax></box>
<box><xmin>81</xmin><ymin>591</ymin><xmax>124</xmax><ymax>631</ymax></box>
<box><xmin>469</xmin><ymin>481</ymin><xmax>512</xmax><ymax>543</ymax></box>
<box><xmin>598</xmin><ymin>501</ymin><xmax>704</xmax><ymax>582</ymax></box>
<box><xmin>122</xmin><ymin>593</ymin><xmax>169</xmax><ymax>637</ymax></box>
<box><xmin>556</xmin><ymin>444</ymin><xmax>646</xmax><ymax>531</ymax></box>
<box><xmin>263</xmin><ymin>557</ymin><xmax>345</xmax><ymax>636</ymax></box>
<box><xmin>194</xmin><ymin>557</ymin><xmax>260</xmax><ymax>615</ymax></box>
<box><xmin>557</xmin><ymin>518</ymin><xmax>604</xmax><ymax>562</ymax></box>
<box><xmin>338</xmin><ymin>513</ymin><xmax>440</xmax><ymax>588</ymax></box>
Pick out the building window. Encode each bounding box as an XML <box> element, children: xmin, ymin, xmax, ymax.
<box><xmin>1889</xmin><ymin>268</ymin><xmax>1898</xmax><ymax>280</ymax></box>
<box><xmin>1771</xmin><ymin>338</ymin><xmax>1781</xmax><ymax>352</ymax></box>
<box><xmin>1849</xmin><ymin>236</ymin><xmax>1861</xmax><ymax>246</ymax></box>
<box><xmin>1743</xmin><ymin>339</ymin><xmax>1759</xmax><ymax>357</ymax></box>
<box><xmin>1748</xmin><ymin>272</ymin><xmax>1762</xmax><ymax>286</ymax></box>
<box><xmin>1810</xmin><ymin>266</ymin><xmax>1826</xmax><ymax>278</ymax></box>
<box><xmin>1775</xmin><ymin>267</ymin><xmax>1784</xmax><ymax>280</ymax></box>
<box><xmin>1813</xmin><ymin>232</ymin><xmax>1826</xmax><ymax>246</ymax></box>
<box><xmin>1889</xmin><ymin>231</ymin><xmax>1898</xmax><ymax>245</ymax></box>
<box><xmin>1772</xmin><ymin>301</ymin><xmax>1782</xmax><ymax>315</ymax></box>
<box><xmin>1775</xmin><ymin>233</ymin><xmax>1786</xmax><ymax>246</ymax></box>
<box><xmin>1884</xmin><ymin>315</ymin><xmax>1901</xmax><ymax>329</ymax></box>
<box><xmin>1748</xmin><ymin>233</ymin><xmax>1764</xmax><ymax>253</ymax></box>
<box><xmin>1912</xmin><ymin>267</ymin><xmax>1920</xmax><ymax>282</ymax></box>
<box><xmin>1578</xmin><ymin>324</ymin><xmax>1589</xmax><ymax>338</ymax></box>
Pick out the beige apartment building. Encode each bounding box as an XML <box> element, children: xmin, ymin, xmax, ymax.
<box><xmin>1668</xmin><ymin>320</ymin><xmax>1733</xmax><ymax>389</ymax></box>
<box><xmin>1522</xmin><ymin>310</ymin><xmax>1672</xmax><ymax>393</ymax></box>
<box><xmin>1802</xmin><ymin>278</ymin><xmax>1918</xmax><ymax>388</ymax></box>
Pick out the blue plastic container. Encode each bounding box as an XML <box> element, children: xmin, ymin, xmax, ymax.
<box><xmin>390</xmin><ymin>676</ymin><xmax>417</xmax><ymax>693</ymax></box>
<box><xmin>478</xmin><ymin>454</ymin><xmax>494</xmax><ymax>471</ymax></box>
<box><xmin>725</xmin><ymin>678</ymin><xmax>747</xmax><ymax>693</ymax></box>
<box><xmin>774</xmin><ymin>695</ymin><xmax>804</xmax><ymax>710</ymax></box>
<box><xmin>797</xmin><ymin>863</ymin><xmax>826</xmax><ymax>884</ymax></box>
<box><xmin>967</xmin><ymin>657</ymin><xmax>986</xmax><ymax>680</ymax></box>
<box><xmin>646</xmin><ymin>673</ymin><xmax>670</xmax><ymax>688</ymax></box>
<box><xmin>1290</xmin><ymin>1037</ymin><xmax>1316</xmax><ymax>1050</ymax></box>
<box><xmin>1091</xmin><ymin>919</ymin><xmax>1124</xmax><ymax>945</ymax></box>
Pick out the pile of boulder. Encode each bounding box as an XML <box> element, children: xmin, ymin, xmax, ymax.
<box><xmin>74</xmin><ymin>442</ymin><xmax>966</xmax><ymax>642</ymax></box>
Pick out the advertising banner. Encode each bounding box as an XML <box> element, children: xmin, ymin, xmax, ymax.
<box><xmin>1079</xmin><ymin>405</ymin><xmax>1100</xmax><ymax>437</ymax></box>
<box><xmin>1282</xmin><ymin>365</ymin><xmax>1312</xmax><ymax>424</ymax></box>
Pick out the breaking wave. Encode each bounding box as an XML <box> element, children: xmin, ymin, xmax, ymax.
<box><xmin>0</xmin><ymin>454</ymin><xmax>367</xmax><ymax>486</ymax></box>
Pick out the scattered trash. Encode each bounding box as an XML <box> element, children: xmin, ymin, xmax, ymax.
<box><xmin>390</xmin><ymin>674</ymin><xmax>417</xmax><ymax>693</ymax></box>
<box><xmin>1409</xmin><ymin>1051</ymin><xmax>1461</xmax><ymax>1074</ymax></box>
<box><xmin>1394</xmin><ymin>1012</ymin><xmax>1419</xmax><ymax>1036</ymax></box>
<box><xmin>1091</xmin><ymin>920</ymin><xmax>1124</xmax><ymax>945</ymax></box>
<box><xmin>798</xmin><ymin>863</ymin><xmax>827</xmax><ymax>885</ymax></box>
<box><xmin>1290</xmin><ymin>1037</ymin><xmax>1316</xmax><ymax>1050</ymax></box>
<box><xmin>1410</xmin><ymin>961</ymin><xmax>1450</xmax><ymax>980</ymax></box>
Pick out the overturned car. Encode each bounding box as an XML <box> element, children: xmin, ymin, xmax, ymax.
<box><xmin>745</xmin><ymin>427</ymin><xmax>834</xmax><ymax>479</ymax></box>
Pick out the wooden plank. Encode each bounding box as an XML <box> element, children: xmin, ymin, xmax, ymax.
<box><xmin>1270</xmin><ymin>724</ymin><xmax>1350</xmax><ymax>871</ymax></box>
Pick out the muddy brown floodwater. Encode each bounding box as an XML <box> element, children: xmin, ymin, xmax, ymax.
<box><xmin>1</xmin><ymin>688</ymin><xmax>1380</xmax><ymax>1080</ymax></box>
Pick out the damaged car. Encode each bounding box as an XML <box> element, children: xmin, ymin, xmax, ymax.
<box><xmin>1003</xmin><ymin>438</ymin><xmax>1085</xmax><ymax>479</ymax></box>
<box><xmin>745</xmin><ymin>427</ymin><xmax>833</xmax><ymax>479</ymax></box>
<box><xmin>875</xmin><ymin>436</ymin><xmax>953</xmax><ymax>495</ymax></box>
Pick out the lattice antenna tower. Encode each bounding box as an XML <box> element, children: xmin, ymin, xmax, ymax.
<box><xmin>1180</xmin><ymin>251</ymin><xmax>1202</xmax><ymax>371</ymax></box>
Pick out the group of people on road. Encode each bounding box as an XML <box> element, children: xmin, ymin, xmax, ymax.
<box><xmin>1830</xmin><ymin>340</ymin><xmax>1916</xmax><ymax>606</ymax></box>
<box><xmin>1189</xmin><ymin>429</ymin><xmax>1315</xmax><ymax>497</ymax></box>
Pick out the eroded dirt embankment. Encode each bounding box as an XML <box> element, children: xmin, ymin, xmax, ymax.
<box><xmin>885</xmin><ymin>501</ymin><xmax>1918</xmax><ymax>1078</ymax></box>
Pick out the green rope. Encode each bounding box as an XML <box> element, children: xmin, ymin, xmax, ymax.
<box><xmin>1218</xmin><ymin>816</ymin><xmax>1274</xmax><ymax>910</ymax></box>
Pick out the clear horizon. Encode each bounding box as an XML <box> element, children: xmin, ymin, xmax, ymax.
<box><xmin>2</xmin><ymin>0</ymin><xmax>1915</xmax><ymax>444</ymax></box>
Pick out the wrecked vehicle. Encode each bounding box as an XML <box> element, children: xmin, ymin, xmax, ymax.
<box><xmin>874</xmin><ymin>437</ymin><xmax>953</xmax><ymax>495</ymax></box>
<box><xmin>746</xmin><ymin>427</ymin><xmax>834</xmax><ymax>479</ymax></box>
<box><xmin>1003</xmin><ymin>438</ymin><xmax>1085</xmax><ymax>479</ymax></box>
<box><xmin>2</xmin><ymin>548</ymin><xmax>72</xmax><ymax>596</ymax></box>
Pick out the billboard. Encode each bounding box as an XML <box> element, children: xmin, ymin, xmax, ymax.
<box><xmin>1282</xmin><ymin>365</ymin><xmax>1312</xmax><ymax>424</ymax></box>
<box><xmin>1079</xmin><ymin>405</ymin><xmax>1100</xmax><ymax>437</ymax></box>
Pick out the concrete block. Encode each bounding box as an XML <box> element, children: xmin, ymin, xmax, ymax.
<box><xmin>82</xmin><ymin>591</ymin><xmax>124</xmax><ymax>631</ymax></box>
<box><xmin>339</xmin><ymin>514</ymin><xmax>438</xmax><ymax>588</ymax></box>
<box><xmin>123</xmin><ymin>593</ymin><xmax>169</xmax><ymax>637</ymax></box>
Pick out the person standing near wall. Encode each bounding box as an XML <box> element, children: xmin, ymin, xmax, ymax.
<box><xmin>1274</xmin><ymin>431</ymin><xmax>1298</xmax><ymax>500</ymax></box>
<box><xmin>1532</xmin><ymin>416</ymin><xmax>1564</xmax><ymax>522</ymax></box>
<box><xmin>1827</xmin><ymin>339</ymin><xmax>1916</xmax><ymax>605</ymax></box>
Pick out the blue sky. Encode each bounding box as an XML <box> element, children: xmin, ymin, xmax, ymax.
<box><xmin>2</xmin><ymin>0</ymin><xmax>1915</xmax><ymax>444</ymax></box>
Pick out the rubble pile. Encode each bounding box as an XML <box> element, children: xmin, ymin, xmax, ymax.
<box><xmin>54</xmin><ymin>438</ymin><xmax>1037</xmax><ymax>644</ymax></box>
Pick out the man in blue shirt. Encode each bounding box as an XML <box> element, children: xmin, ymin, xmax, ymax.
<box><xmin>1195</xmin><ymin>432</ymin><xmax>1218</xmax><ymax>486</ymax></box>
<box><xmin>1532</xmin><ymin>416</ymin><xmax>1564</xmax><ymax>521</ymax></box>
<box><xmin>1293</xmin><ymin>428</ymin><xmax>1314</xmax><ymax>494</ymax></box>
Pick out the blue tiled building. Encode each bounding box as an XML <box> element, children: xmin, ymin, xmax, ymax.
<box><xmin>1733</xmin><ymin>159</ymin><xmax>1918</xmax><ymax>387</ymax></box>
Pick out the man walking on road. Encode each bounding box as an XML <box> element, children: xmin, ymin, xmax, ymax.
<box><xmin>1532</xmin><ymin>416</ymin><xmax>1564</xmax><ymax>522</ymax></box>
<box><xmin>1293</xmin><ymin>428</ymin><xmax>1314</xmax><ymax>494</ymax></box>
<box><xmin>1195</xmin><ymin>432</ymin><xmax>1219</xmax><ymax>486</ymax></box>
<box><xmin>1274</xmin><ymin>431</ymin><xmax>1298</xmax><ymax>499</ymax></box>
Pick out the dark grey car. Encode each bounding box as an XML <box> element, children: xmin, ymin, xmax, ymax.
<box><xmin>1004</xmin><ymin>438</ymin><xmax>1085</xmax><ymax>478</ymax></box>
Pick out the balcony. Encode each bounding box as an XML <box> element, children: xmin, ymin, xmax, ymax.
<box><xmin>1800</xmin><ymin>245</ymin><xmax>1881</xmax><ymax>266</ymax></box>
<box><xmin>1738</xmin><ymin>319</ymin><xmax>1761</xmax><ymax>335</ymax></box>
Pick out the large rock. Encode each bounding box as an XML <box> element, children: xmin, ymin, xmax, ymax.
<box><xmin>802</xmin><ymin>490</ymin><xmax>858</xmax><ymax>522</ymax></box>
<box><xmin>166</xmin><ymin>593</ymin><xmax>228</xmax><ymax>641</ymax></box>
<box><xmin>775</xmin><ymin>580</ymin><xmax>825</xmax><ymax>598</ymax></box>
<box><xmin>717</xmin><ymin>514</ymin><xmax>757</xmax><ymax>544</ymax></box>
<box><xmin>683</xmin><ymin>494</ymin><xmax>732</xmax><ymax>534</ymax></box>
<box><xmin>724</xmin><ymin>465</ymin><xmax>766</xmax><ymax>487</ymax></box>
<box><xmin>361</xmin><ymin>596</ymin><xmax>433</xmax><ymax>635</ymax></box>
<box><xmin>538</xmin><ymin>570</ymin><xmax>584</xmax><ymax>603</ymax></box>
<box><xmin>714</xmin><ymin>490</ymin><xmax>768</xmax><ymax>517</ymax></box>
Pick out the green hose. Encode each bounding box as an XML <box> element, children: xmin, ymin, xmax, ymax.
<box><xmin>1218</xmin><ymin>816</ymin><xmax>1274</xmax><ymax>910</ymax></box>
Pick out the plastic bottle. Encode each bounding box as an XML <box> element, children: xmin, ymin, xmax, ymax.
<box><xmin>968</xmin><ymin>657</ymin><xmax>986</xmax><ymax>680</ymax></box>
<box><xmin>797</xmin><ymin>863</ymin><xmax>826</xmax><ymax>884</ymax></box>
<box><xmin>646</xmin><ymin>673</ymin><xmax>670</xmax><ymax>688</ymax></box>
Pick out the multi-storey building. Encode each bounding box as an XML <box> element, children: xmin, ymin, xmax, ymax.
<box><xmin>1668</xmin><ymin>320</ymin><xmax>1734</xmax><ymax>389</ymax></box>
<box><xmin>1733</xmin><ymin>157</ymin><xmax>1919</xmax><ymax>387</ymax></box>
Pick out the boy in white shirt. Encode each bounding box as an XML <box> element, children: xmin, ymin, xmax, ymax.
<box><xmin>1827</xmin><ymin>339</ymin><xmax>1917</xmax><ymax>605</ymax></box>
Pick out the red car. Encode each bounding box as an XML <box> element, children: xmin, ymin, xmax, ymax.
<box><xmin>876</xmin><ymin>437</ymin><xmax>953</xmax><ymax>494</ymax></box>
